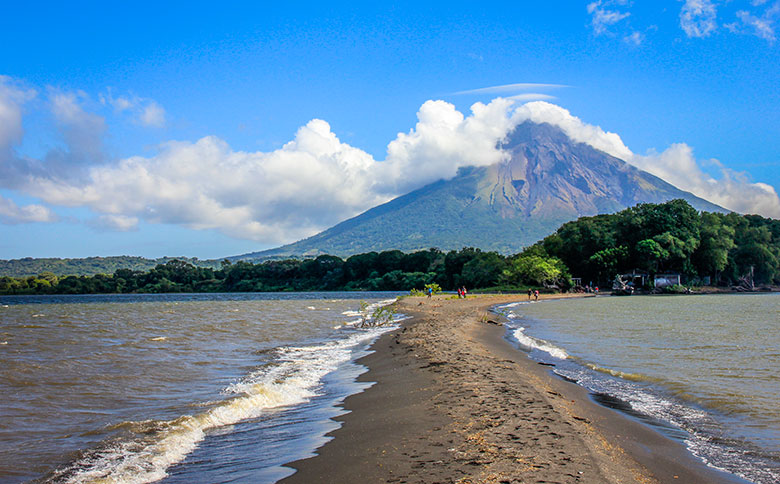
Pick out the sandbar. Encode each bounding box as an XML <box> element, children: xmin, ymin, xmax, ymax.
<box><xmin>280</xmin><ymin>294</ymin><xmax>744</xmax><ymax>484</ymax></box>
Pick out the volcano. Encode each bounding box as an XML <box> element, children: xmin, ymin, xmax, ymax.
<box><xmin>236</xmin><ymin>122</ymin><xmax>724</xmax><ymax>260</ymax></box>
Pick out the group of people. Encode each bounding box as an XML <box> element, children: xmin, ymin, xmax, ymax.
<box><xmin>456</xmin><ymin>286</ymin><xmax>468</xmax><ymax>298</ymax></box>
<box><xmin>527</xmin><ymin>288</ymin><xmax>539</xmax><ymax>301</ymax></box>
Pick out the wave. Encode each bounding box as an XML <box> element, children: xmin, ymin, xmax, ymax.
<box><xmin>583</xmin><ymin>362</ymin><xmax>661</xmax><ymax>383</ymax></box>
<box><xmin>510</xmin><ymin>327</ymin><xmax>568</xmax><ymax>360</ymax></box>
<box><xmin>499</xmin><ymin>302</ymin><xmax>780</xmax><ymax>484</ymax></box>
<box><xmin>46</xmin><ymin>324</ymin><xmax>395</xmax><ymax>484</ymax></box>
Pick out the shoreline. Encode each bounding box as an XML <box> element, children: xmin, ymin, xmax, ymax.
<box><xmin>280</xmin><ymin>294</ymin><xmax>744</xmax><ymax>484</ymax></box>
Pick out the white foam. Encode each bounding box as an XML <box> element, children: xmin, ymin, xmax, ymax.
<box><xmin>55</xmin><ymin>324</ymin><xmax>395</xmax><ymax>484</ymax></box>
<box><xmin>498</xmin><ymin>301</ymin><xmax>530</xmax><ymax>309</ymax></box>
<box><xmin>511</xmin><ymin>327</ymin><xmax>568</xmax><ymax>360</ymax></box>
<box><xmin>550</xmin><ymin>365</ymin><xmax>780</xmax><ymax>484</ymax></box>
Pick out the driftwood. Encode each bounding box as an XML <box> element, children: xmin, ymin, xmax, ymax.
<box><xmin>612</xmin><ymin>274</ymin><xmax>635</xmax><ymax>295</ymax></box>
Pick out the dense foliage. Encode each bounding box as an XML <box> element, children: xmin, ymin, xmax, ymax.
<box><xmin>0</xmin><ymin>256</ymin><xmax>217</xmax><ymax>277</ymax></box>
<box><xmin>2</xmin><ymin>200</ymin><xmax>778</xmax><ymax>296</ymax></box>
<box><xmin>0</xmin><ymin>247</ymin><xmax>564</xmax><ymax>295</ymax></box>
<box><xmin>540</xmin><ymin>199</ymin><xmax>780</xmax><ymax>286</ymax></box>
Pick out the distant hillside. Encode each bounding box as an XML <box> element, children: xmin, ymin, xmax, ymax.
<box><xmin>0</xmin><ymin>256</ymin><xmax>219</xmax><ymax>277</ymax></box>
<box><xmin>234</xmin><ymin>122</ymin><xmax>725</xmax><ymax>261</ymax></box>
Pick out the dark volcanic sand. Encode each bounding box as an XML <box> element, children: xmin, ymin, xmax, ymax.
<box><xmin>280</xmin><ymin>294</ymin><xmax>744</xmax><ymax>484</ymax></box>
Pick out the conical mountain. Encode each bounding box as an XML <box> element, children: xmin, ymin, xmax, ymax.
<box><xmin>236</xmin><ymin>122</ymin><xmax>724</xmax><ymax>260</ymax></box>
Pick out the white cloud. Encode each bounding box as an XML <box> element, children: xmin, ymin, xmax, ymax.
<box><xmin>454</xmin><ymin>83</ymin><xmax>569</xmax><ymax>95</ymax></box>
<box><xmin>731</xmin><ymin>3</ymin><xmax>780</xmax><ymax>42</ymax></box>
<box><xmin>624</xmin><ymin>31</ymin><xmax>644</xmax><ymax>45</ymax></box>
<box><xmin>139</xmin><ymin>101</ymin><xmax>166</xmax><ymax>127</ymax></box>
<box><xmin>88</xmin><ymin>214</ymin><xmax>139</xmax><ymax>232</ymax></box>
<box><xmin>5</xmin><ymin>81</ymin><xmax>779</xmax><ymax>241</ymax></box>
<box><xmin>631</xmin><ymin>144</ymin><xmax>780</xmax><ymax>217</ymax></box>
<box><xmin>0</xmin><ymin>76</ymin><xmax>36</xmax><ymax>150</ymax></box>
<box><xmin>101</xmin><ymin>89</ymin><xmax>167</xmax><ymax>127</ymax></box>
<box><xmin>24</xmin><ymin>120</ymin><xmax>386</xmax><ymax>242</ymax></box>
<box><xmin>21</xmin><ymin>99</ymin><xmax>520</xmax><ymax>242</ymax></box>
<box><xmin>506</xmin><ymin>93</ymin><xmax>557</xmax><ymax>102</ymax></box>
<box><xmin>584</xmin><ymin>0</ymin><xmax>780</xmax><ymax>43</ymax></box>
<box><xmin>0</xmin><ymin>194</ymin><xmax>57</xmax><ymax>224</ymax></box>
<box><xmin>49</xmin><ymin>90</ymin><xmax>107</xmax><ymax>166</ymax></box>
<box><xmin>107</xmin><ymin>95</ymin><xmax>134</xmax><ymax>112</ymax></box>
<box><xmin>511</xmin><ymin>101</ymin><xmax>633</xmax><ymax>160</ymax></box>
<box><xmin>513</xmin><ymin>101</ymin><xmax>780</xmax><ymax>218</ymax></box>
<box><xmin>587</xmin><ymin>0</ymin><xmax>631</xmax><ymax>35</ymax></box>
<box><xmin>680</xmin><ymin>0</ymin><xmax>718</xmax><ymax>38</ymax></box>
<box><xmin>378</xmin><ymin>99</ymin><xmax>516</xmax><ymax>194</ymax></box>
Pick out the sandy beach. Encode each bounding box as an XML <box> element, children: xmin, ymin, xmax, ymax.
<box><xmin>280</xmin><ymin>294</ymin><xmax>744</xmax><ymax>484</ymax></box>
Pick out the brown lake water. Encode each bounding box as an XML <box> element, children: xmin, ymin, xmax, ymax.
<box><xmin>0</xmin><ymin>292</ymin><xmax>401</xmax><ymax>483</ymax></box>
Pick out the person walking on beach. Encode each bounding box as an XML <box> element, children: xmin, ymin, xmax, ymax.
<box><xmin>461</xmin><ymin>286</ymin><xmax>467</xmax><ymax>298</ymax></box>
<box><xmin>527</xmin><ymin>288</ymin><xmax>532</xmax><ymax>300</ymax></box>
<box><xmin>457</xmin><ymin>287</ymin><xmax>463</xmax><ymax>298</ymax></box>
<box><xmin>427</xmin><ymin>286</ymin><xmax>432</xmax><ymax>298</ymax></box>
<box><xmin>533</xmin><ymin>289</ymin><xmax>539</xmax><ymax>301</ymax></box>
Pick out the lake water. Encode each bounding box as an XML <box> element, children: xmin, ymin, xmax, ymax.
<box><xmin>0</xmin><ymin>292</ymin><xmax>402</xmax><ymax>483</ymax></box>
<box><xmin>497</xmin><ymin>293</ymin><xmax>780</xmax><ymax>484</ymax></box>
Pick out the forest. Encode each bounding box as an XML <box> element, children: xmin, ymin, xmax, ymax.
<box><xmin>1</xmin><ymin>200</ymin><xmax>778</xmax><ymax>295</ymax></box>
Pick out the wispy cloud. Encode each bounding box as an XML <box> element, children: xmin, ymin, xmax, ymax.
<box><xmin>587</xmin><ymin>0</ymin><xmax>631</xmax><ymax>35</ymax></box>
<box><xmin>0</xmin><ymin>76</ymin><xmax>36</xmax><ymax>150</ymax></box>
<box><xmin>453</xmin><ymin>83</ymin><xmax>569</xmax><ymax>95</ymax></box>
<box><xmin>100</xmin><ymin>89</ymin><xmax>167</xmax><ymax>128</ymax></box>
<box><xmin>584</xmin><ymin>0</ymin><xmax>779</xmax><ymax>44</ymax></box>
<box><xmin>624</xmin><ymin>31</ymin><xmax>644</xmax><ymax>45</ymax></box>
<box><xmin>680</xmin><ymin>0</ymin><xmax>719</xmax><ymax>38</ymax></box>
<box><xmin>0</xmin><ymin>194</ymin><xmax>57</xmax><ymax>224</ymax></box>
<box><xmin>506</xmin><ymin>93</ymin><xmax>557</xmax><ymax>102</ymax></box>
<box><xmin>50</xmin><ymin>90</ymin><xmax>107</xmax><ymax>166</ymax></box>
<box><xmin>727</xmin><ymin>2</ymin><xmax>780</xmax><ymax>42</ymax></box>
<box><xmin>88</xmin><ymin>214</ymin><xmax>139</xmax><ymax>232</ymax></box>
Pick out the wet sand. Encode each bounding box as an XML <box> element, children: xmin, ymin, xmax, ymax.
<box><xmin>280</xmin><ymin>294</ymin><xmax>744</xmax><ymax>484</ymax></box>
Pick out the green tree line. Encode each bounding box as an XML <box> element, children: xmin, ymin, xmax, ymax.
<box><xmin>0</xmin><ymin>246</ymin><xmax>565</xmax><ymax>295</ymax></box>
<box><xmin>0</xmin><ymin>255</ymin><xmax>217</xmax><ymax>278</ymax></box>
<box><xmin>539</xmin><ymin>199</ymin><xmax>780</xmax><ymax>287</ymax></box>
<box><xmin>1</xmin><ymin>200</ymin><xmax>778</xmax><ymax>295</ymax></box>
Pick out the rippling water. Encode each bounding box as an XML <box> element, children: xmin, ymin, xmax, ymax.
<box><xmin>498</xmin><ymin>293</ymin><xmax>780</xmax><ymax>484</ymax></box>
<box><xmin>0</xmin><ymin>292</ymin><xmax>401</xmax><ymax>483</ymax></box>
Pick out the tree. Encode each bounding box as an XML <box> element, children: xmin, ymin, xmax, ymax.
<box><xmin>543</xmin><ymin>215</ymin><xmax>616</xmax><ymax>280</ymax></box>
<box><xmin>651</xmin><ymin>231</ymin><xmax>699</xmax><ymax>274</ymax></box>
<box><xmin>460</xmin><ymin>252</ymin><xmax>506</xmax><ymax>288</ymax></box>
<box><xmin>588</xmin><ymin>245</ymin><xmax>629</xmax><ymax>284</ymax></box>
<box><xmin>693</xmin><ymin>212</ymin><xmax>735</xmax><ymax>281</ymax></box>
<box><xmin>444</xmin><ymin>248</ymin><xmax>482</xmax><ymax>288</ymax></box>
<box><xmin>635</xmin><ymin>239</ymin><xmax>669</xmax><ymax>273</ymax></box>
<box><xmin>502</xmin><ymin>255</ymin><xmax>568</xmax><ymax>287</ymax></box>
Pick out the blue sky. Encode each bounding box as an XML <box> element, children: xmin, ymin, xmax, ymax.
<box><xmin>1</xmin><ymin>0</ymin><xmax>779</xmax><ymax>259</ymax></box>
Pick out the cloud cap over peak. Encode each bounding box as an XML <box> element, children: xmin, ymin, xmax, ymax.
<box><xmin>3</xmin><ymin>88</ymin><xmax>779</xmax><ymax>245</ymax></box>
